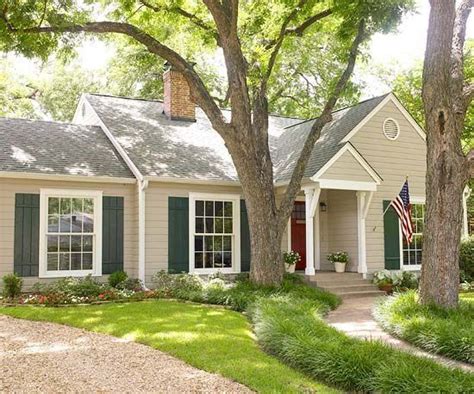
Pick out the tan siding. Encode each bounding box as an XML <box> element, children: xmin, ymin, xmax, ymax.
<box><xmin>318</xmin><ymin>189</ymin><xmax>329</xmax><ymax>270</ymax></box>
<box><xmin>326</xmin><ymin>189</ymin><xmax>358</xmax><ymax>272</ymax></box>
<box><xmin>0</xmin><ymin>178</ymin><xmax>138</xmax><ymax>288</ymax></box>
<box><xmin>319</xmin><ymin>150</ymin><xmax>374</xmax><ymax>182</ymax></box>
<box><xmin>145</xmin><ymin>182</ymin><xmax>242</xmax><ymax>284</ymax></box>
<box><xmin>350</xmin><ymin>99</ymin><xmax>426</xmax><ymax>273</ymax></box>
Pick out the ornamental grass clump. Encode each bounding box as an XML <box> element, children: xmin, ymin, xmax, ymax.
<box><xmin>2</xmin><ymin>273</ymin><xmax>23</xmax><ymax>299</ymax></box>
<box><xmin>250</xmin><ymin>294</ymin><xmax>474</xmax><ymax>392</ymax></box>
<box><xmin>374</xmin><ymin>290</ymin><xmax>474</xmax><ymax>364</ymax></box>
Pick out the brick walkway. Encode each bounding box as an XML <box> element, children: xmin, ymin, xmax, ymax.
<box><xmin>326</xmin><ymin>296</ymin><xmax>473</xmax><ymax>373</ymax></box>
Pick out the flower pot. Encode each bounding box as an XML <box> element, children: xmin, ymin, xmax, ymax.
<box><xmin>334</xmin><ymin>262</ymin><xmax>346</xmax><ymax>273</ymax></box>
<box><xmin>378</xmin><ymin>283</ymin><xmax>393</xmax><ymax>294</ymax></box>
<box><xmin>286</xmin><ymin>263</ymin><xmax>296</xmax><ymax>273</ymax></box>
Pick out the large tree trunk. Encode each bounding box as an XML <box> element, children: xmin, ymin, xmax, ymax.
<box><xmin>419</xmin><ymin>0</ymin><xmax>472</xmax><ymax>308</ymax></box>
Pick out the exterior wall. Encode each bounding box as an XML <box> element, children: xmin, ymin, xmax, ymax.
<box><xmin>0</xmin><ymin>178</ymin><xmax>138</xmax><ymax>288</ymax></box>
<box><xmin>318</xmin><ymin>189</ymin><xmax>330</xmax><ymax>270</ymax></box>
<box><xmin>350</xmin><ymin>99</ymin><xmax>427</xmax><ymax>273</ymax></box>
<box><xmin>325</xmin><ymin>190</ymin><xmax>358</xmax><ymax>272</ymax></box>
<box><xmin>319</xmin><ymin>150</ymin><xmax>375</xmax><ymax>182</ymax></box>
<box><xmin>144</xmin><ymin>181</ymin><xmax>242</xmax><ymax>285</ymax></box>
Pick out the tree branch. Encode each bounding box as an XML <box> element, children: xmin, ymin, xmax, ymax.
<box><xmin>4</xmin><ymin>20</ymin><xmax>229</xmax><ymax>134</ymax></box>
<box><xmin>139</xmin><ymin>0</ymin><xmax>220</xmax><ymax>45</ymax></box>
<box><xmin>277</xmin><ymin>19</ymin><xmax>367</xmax><ymax>228</ymax></box>
<box><xmin>265</xmin><ymin>8</ymin><xmax>332</xmax><ymax>49</ymax></box>
<box><xmin>451</xmin><ymin>0</ymin><xmax>473</xmax><ymax>90</ymax></box>
<box><xmin>463</xmin><ymin>82</ymin><xmax>474</xmax><ymax>107</ymax></box>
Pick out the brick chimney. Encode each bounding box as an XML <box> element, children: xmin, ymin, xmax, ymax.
<box><xmin>163</xmin><ymin>62</ymin><xmax>195</xmax><ymax>122</ymax></box>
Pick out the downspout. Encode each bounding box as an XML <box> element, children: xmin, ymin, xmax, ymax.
<box><xmin>138</xmin><ymin>179</ymin><xmax>149</xmax><ymax>285</ymax></box>
<box><xmin>462</xmin><ymin>186</ymin><xmax>471</xmax><ymax>239</ymax></box>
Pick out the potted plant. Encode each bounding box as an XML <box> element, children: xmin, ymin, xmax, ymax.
<box><xmin>327</xmin><ymin>251</ymin><xmax>349</xmax><ymax>273</ymax></box>
<box><xmin>372</xmin><ymin>270</ymin><xmax>394</xmax><ymax>294</ymax></box>
<box><xmin>283</xmin><ymin>250</ymin><xmax>301</xmax><ymax>273</ymax></box>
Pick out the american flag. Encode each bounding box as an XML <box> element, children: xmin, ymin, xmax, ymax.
<box><xmin>390</xmin><ymin>181</ymin><xmax>414</xmax><ymax>243</ymax></box>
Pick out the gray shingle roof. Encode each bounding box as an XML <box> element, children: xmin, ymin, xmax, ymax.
<box><xmin>87</xmin><ymin>93</ymin><xmax>387</xmax><ymax>183</ymax></box>
<box><xmin>0</xmin><ymin>118</ymin><xmax>134</xmax><ymax>178</ymax></box>
<box><xmin>86</xmin><ymin>94</ymin><xmax>301</xmax><ymax>181</ymax></box>
<box><xmin>273</xmin><ymin>94</ymin><xmax>389</xmax><ymax>182</ymax></box>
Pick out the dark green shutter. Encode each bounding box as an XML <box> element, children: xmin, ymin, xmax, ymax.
<box><xmin>102</xmin><ymin>196</ymin><xmax>124</xmax><ymax>274</ymax></box>
<box><xmin>240</xmin><ymin>200</ymin><xmax>251</xmax><ymax>272</ymax></box>
<box><xmin>383</xmin><ymin>200</ymin><xmax>400</xmax><ymax>269</ymax></box>
<box><xmin>14</xmin><ymin>193</ymin><xmax>40</xmax><ymax>277</ymax></box>
<box><xmin>168</xmin><ymin>197</ymin><xmax>189</xmax><ymax>273</ymax></box>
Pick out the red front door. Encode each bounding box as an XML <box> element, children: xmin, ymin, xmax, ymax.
<box><xmin>291</xmin><ymin>201</ymin><xmax>306</xmax><ymax>271</ymax></box>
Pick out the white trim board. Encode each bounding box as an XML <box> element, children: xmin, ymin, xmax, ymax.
<box><xmin>311</xmin><ymin>143</ymin><xmax>382</xmax><ymax>184</ymax></box>
<box><xmin>0</xmin><ymin>171</ymin><xmax>136</xmax><ymax>184</ymax></box>
<box><xmin>341</xmin><ymin>93</ymin><xmax>426</xmax><ymax>143</ymax></box>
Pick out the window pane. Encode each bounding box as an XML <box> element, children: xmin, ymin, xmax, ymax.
<box><xmin>205</xmin><ymin>236</ymin><xmax>213</xmax><ymax>251</ymax></box>
<box><xmin>82</xmin><ymin>253</ymin><xmax>93</xmax><ymax>270</ymax></box>
<box><xmin>83</xmin><ymin>215</ymin><xmax>94</xmax><ymax>233</ymax></box>
<box><xmin>48</xmin><ymin>198</ymin><xmax>59</xmax><ymax>215</ymax></box>
<box><xmin>214</xmin><ymin>252</ymin><xmax>223</xmax><ymax>267</ymax></box>
<box><xmin>416</xmin><ymin>219</ymin><xmax>424</xmax><ymax>233</ymax></box>
<box><xmin>409</xmin><ymin>251</ymin><xmax>416</xmax><ymax>265</ymax></box>
<box><xmin>48</xmin><ymin>214</ymin><xmax>59</xmax><ymax>233</ymax></box>
<box><xmin>223</xmin><ymin>252</ymin><xmax>232</xmax><ymax>267</ymax></box>
<box><xmin>214</xmin><ymin>236</ymin><xmax>223</xmax><ymax>251</ymax></box>
<box><xmin>71</xmin><ymin>198</ymin><xmax>83</xmax><ymax>233</ymax></box>
<box><xmin>195</xmin><ymin>218</ymin><xmax>204</xmax><ymax>233</ymax></box>
<box><xmin>47</xmin><ymin>235</ymin><xmax>59</xmax><ymax>252</ymax></box>
<box><xmin>195</xmin><ymin>253</ymin><xmax>203</xmax><ymax>268</ymax></box>
<box><xmin>223</xmin><ymin>236</ymin><xmax>232</xmax><ymax>251</ymax></box>
<box><xmin>195</xmin><ymin>200</ymin><xmax>204</xmax><ymax>216</ymax></box>
<box><xmin>59</xmin><ymin>235</ymin><xmax>70</xmax><ymax>252</ymax></box>
<box><xmin>224</xmin><ymin>202</ymin><xmax>232</xmax><ymax>217</ymax></box>
<box><xmin>403</xmin><ymin>250</ymin><xmax>409</xmax><ymax>265</ymax></box>
<box><xmin>224</xmin><ymin>218</ymin><xmax>233</xmax><ymax>233</ymax></box>
<box><xmin>204</xmin><ymin>252</ymin><xmax>213</xmax><ymax>268</ymax></box>
<box><xmin>83</xmin><ymin>235</ymin><xmax>93</xmax><ymax>252</ymax></box>
<box><xmin>59</xmin><ymin>253</ymin><xmax>70</xmax><ymax>270</ymax></box>
<box><xmin>60</xmin><ymin>198</ymin><xmax>71</xmax><ymax>232</ymax></box>
<box><xmin>416</xmin><ymin>251</ymin><xmax>423</xmax><ymax>265</ymax></box>
<box><xmin>195</xmin><ymin>236</ymin><xmax>204</xmax><ymax>252</ymax></box>
<box><xmin>205</xmin><ymin>218</ymin><xmax>214</xmax><ymax>233</ymax></box>
<box><xmin>215</xmin><ymin>217</ymin><xmax>223</xmax><ymax>233</ymax></box>
<box><xmin>71</xmin><ymin>235</ymin><xmax>82</xmax><ymax>252</ymax></box>
<box><xmin>215</xmin><ymin>201</ymin><xmax>223</xmax><ymax>216</ymax></box>
<box><xmin>83</xmin><ymin>198</ymin><xmax>94</xmax><ymax>214</ymax></box>
<box><xmin>71</xmin><ymin>253</ymin><xmax>82</xmax><ymax>270</ymax></box>
<box><xmin>47</xmin><ymin>253</ymin><xmax>58</xmax><ymax>271</ymax></box>
<box><xmin>205</xmin><ymin>201</ymin><xmax>214</xmax><ymax>216</ymax></box>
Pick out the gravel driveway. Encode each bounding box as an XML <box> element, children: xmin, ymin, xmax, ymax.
<box><xmin>0</xmin><ymin>315</ymin><xmax>251</xmax><ymax>393</ymax></box>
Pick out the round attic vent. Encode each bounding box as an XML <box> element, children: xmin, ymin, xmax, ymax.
<box><xmin>383</xmin><ymin>118</ymin><xmax>400</xmax><ymax>140</ymax></box>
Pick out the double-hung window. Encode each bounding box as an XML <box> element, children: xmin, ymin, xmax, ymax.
<box><xmin>189</xmin><ymin>193</ymin><xmax>240</xmax><ymax>273</ymax></box>
<box><xmin>39</xmin><ymin>189</ymin><xmax>102</xmax><ymax>278</ymax></box>
<box><xmin>401</xmin><ymin>203</ymin><xmax>424</xmax><ymax>269</ymax></box>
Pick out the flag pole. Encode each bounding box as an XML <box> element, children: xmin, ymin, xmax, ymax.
<box><xmin>373</xmin><ymin>176</ymin><xmax>409</xmax><ymax>231</ymax></box>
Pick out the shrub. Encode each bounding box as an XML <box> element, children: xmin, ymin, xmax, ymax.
<box><xmin>251</xmin><ymin>294</ymin><xmax>473</xmax><ymax>392</ymax></box>
<box><xmin>108</xmin><ymin>271</ymin><xmax>128</xmax><ymax>288</ymax></box>
<box><xmin>2</xmin><ymin>273</ymin><xmax>23</xmax><ymax>299</ymax></box>
<box><xmin>374</xmin><ymin>291</ymin><xmax>474</xmax><ymax>364</ymax></box>
<box><xmin>460</xmin><ymin>236</ymin><xmax>474</xmax><ymax>282</ymax></box>
<box><xmin>116</xmin><ymin>278</ymin><xmax>144</xmax><ymax>291</ymax></box>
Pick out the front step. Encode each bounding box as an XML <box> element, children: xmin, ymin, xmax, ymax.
<box><xmin>305</xmin><ymin>272</ymin><xmax>385</xmax><ymax>298</ymax></box>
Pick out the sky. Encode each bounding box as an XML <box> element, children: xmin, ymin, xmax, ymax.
<box><xmin>9</xmin><ymin>0</ymin><xmax>474</xmax><ymax>97</ymax></box>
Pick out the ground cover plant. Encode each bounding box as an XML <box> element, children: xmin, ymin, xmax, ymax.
<box><xmin>374</xmin><ymin>290</ymin><xmax>474</xmax><ymax>364</ymax></box>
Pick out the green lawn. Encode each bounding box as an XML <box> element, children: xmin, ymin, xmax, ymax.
<box><xmin>0</xmin><ymin>300</ymin><xmax>337</xmax><ymax>393</ymax></box>
<box><xmin>374</xmin><ymin>290</ymin><xmax>474</xmax><ymax>364</ymax></box>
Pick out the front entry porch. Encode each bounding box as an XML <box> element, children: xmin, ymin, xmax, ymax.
<box><xmin>288</xmin><ymin>181</ymin><xmax>376</xmax><ymax>278</ymax></box>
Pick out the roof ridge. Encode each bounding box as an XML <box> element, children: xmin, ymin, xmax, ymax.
<box><xmin>282</xmin><ymin>92</ymin><xmax>392</xmax><ymax>130</ymax></box>
<box><xmin>86</xmin><ymin>93</ymin><xmax>164</xmax><ymax>103</ymax></box>
<box><xmin>0</xmin><ymin>116</ymin><xmax>100</xmax><ymax>129</ymax></box>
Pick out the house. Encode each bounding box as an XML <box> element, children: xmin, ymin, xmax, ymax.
<box><xmin>0</xmin><ymin>68</ymin><xmax>469</xmax><ymax>288</ymax></box>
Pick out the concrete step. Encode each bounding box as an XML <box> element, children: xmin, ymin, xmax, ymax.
<box><xmin>307</xmin><ymin>272</ymin><xmax>362</xmax><ymax>281</ymax></box>
<box><xmin>320</xmin><ymin>284</ymin><xmax>378</xmax><ymax>293</ymax></box>
<box><xmin>315</xmin><ymin>278</ymin><xmax>373</xmax><ymax>286</ymax></box>
<box><xmin>337</xmin><ymin>290</ymin><xmax>386</xmax><ymax>299</ymax></box>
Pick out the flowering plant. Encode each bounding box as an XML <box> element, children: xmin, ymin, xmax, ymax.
<box><xmin>327</xmin><ymin>251</ymin><xmax>349</xmax><ymax>263</ymax></box>
<box><xmin>283</xmin><ymin>250</ymin><xmax>301</xmax><ymax>266</ymax></box>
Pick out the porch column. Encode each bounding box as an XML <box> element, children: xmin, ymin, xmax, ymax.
<box><xmin>304</xmin><ymin>185</ymin><xmax>321</xmax><ymax>276</ymax></box>
<box><xmin>462</xmin><ymin>186</ymin><xmax>471</xmax><ymax>238</ymax></box>
<box><xmin>356</xmin><ymin>191</ymin><xmax>373</xmax><ymax>276</ymax></box>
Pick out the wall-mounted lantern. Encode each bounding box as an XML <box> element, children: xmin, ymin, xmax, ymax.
<box><xmin>320</xmin><ymin>202</ymin><xmax>327</xmax><ymax>212</ymax></box>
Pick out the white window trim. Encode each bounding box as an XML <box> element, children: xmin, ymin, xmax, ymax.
<box><xmin>188</xmin><ymin>192</ymin><xmax>241</xmax><ymax>274</ymax></box>
<box><xmin>399</xmin><ymin>196</ymin><xmax>424</xmax><ymax>271</ymax></box>
<box><xmin>39</xmin><ymin>188</ymin><xmax>103</xmax><ymax>278</ymax></box>
<box><xmin>383</xmin><ymin>117</ymin><xmax>400</xmax><ymax>141</ymax></box>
